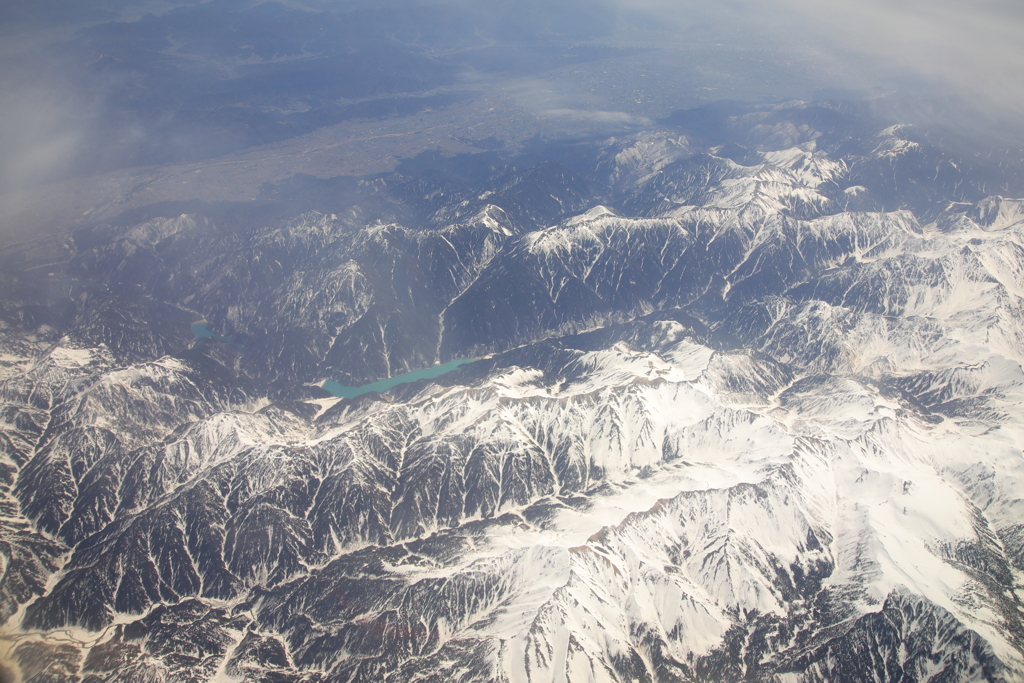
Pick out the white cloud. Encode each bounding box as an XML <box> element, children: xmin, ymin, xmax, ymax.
<box><xmin>543</xmin><ymin>109</ymin><xmax>651</xmax><ymax>126</ymax></box>
<box><xmin>616</xmin><ymin>0</ymin><xmax>1024</xmax><ymax>120</ymax></box>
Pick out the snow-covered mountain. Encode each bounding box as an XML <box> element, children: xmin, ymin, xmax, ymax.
<box><xmin>3</xmin><ymin>99</ymin><xmax>1024</xmax><ymax>682</ymax></box>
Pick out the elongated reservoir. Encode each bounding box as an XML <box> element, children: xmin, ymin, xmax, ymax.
<box><xmin>322</xmin><ymin>358</ymin><xmax>476</xmax><ymax>398</ymax></box>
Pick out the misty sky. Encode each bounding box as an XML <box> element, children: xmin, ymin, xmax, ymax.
<box><xmin>1</xmin><ymin>0</ymin><xmax>1023</xmax><ymax>243</ymax></box>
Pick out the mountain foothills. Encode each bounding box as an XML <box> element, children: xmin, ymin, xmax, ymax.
<box><xmin>4</xmin><ymin>99</ymin><xmax>1024</xmax><ymax>682</ymax></box>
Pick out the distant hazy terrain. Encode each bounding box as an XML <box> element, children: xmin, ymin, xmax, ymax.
<box><xmin>0</xmin><ymin>0</ymin><xmax>891</xmax><ymax>247</ymax></box>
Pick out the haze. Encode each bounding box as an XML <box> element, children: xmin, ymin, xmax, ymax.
<box><xmin>1</xmin><ymin>0</ymin><xmax>1021</xmax><ymax>245</ymax></box>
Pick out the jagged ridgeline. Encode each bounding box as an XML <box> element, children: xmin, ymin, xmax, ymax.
<box><xmin>3</xmin><ymin>100</ymin><xmax>1024</xmax><ymax>682</ymax></box>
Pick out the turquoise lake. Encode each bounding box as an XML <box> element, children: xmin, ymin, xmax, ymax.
<box><xmin>60</xmin><ymin>277</ymin><xmax>109</xmax><ymax>293</ymax></box>
<box><xmin>191</xmin><ymin>323</ymin><xmax>235</xmax><ymax>344</ymax></box>
<box><xmin>322</xmin><ymin>358</ymin><xmax>476</xmax><ymax>399</ymax></box>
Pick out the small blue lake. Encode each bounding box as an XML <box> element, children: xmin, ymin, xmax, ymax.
<box><xmin>192</xmin><ymin>323</ymin><xmax>235</xmax><ymax>344</ymax></box>
<box><xmin>322</xmin><ymin>358</ymin><xmax>476</xmax><ymax>399</ymax></box>
<box><xmin>60</xmin><ymin>277</ymin><xmax>109</xmax><ymax>294</ymax></box>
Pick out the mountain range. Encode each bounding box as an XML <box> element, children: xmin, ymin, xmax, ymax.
<box><xmin>3</xmin><ymin>98</ymin><xmax>1024</xmax><ymax>681</ymax></box>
